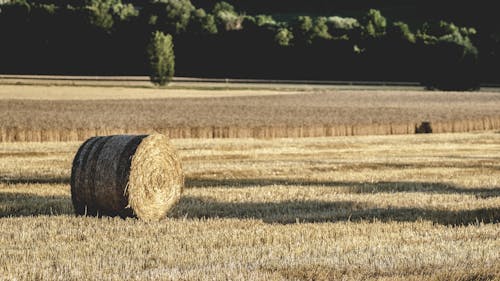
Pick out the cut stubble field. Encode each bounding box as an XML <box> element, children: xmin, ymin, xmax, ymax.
<box><xmin>0</xmin><ymin>85</ymin><xmax>500</xmax><ymax>141</ymax></box>
<box><xmin>0</xmin><ymin>132</ymin><xmax>499</xmax><ymax>280</ymax></box>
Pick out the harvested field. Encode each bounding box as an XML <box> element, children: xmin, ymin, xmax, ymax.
<box><xmin>0</xmin><ymin>85</ymin><xmax>306</xmax><ymax>100</ymax></box>
<box><xmin>0</xmin><ymin>132</ymin><xmax>499</xmax><ymax>280</ymax></box>
<box><xmin>0</xmin><ymin>85</ymin><xmax>499</xmax><ymax>141</ymax></box>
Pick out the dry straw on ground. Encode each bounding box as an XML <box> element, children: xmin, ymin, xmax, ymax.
<box><xmin>0</xmin><ymin>132</ymin><xmax>499</xmax><ymax>280</ymax></box>
<box><xmin>71</xmin><ymin>134</ymin><xmax>184</xmax><ymax>221</ymax></box>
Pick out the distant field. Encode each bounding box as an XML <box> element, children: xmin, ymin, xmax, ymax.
<box><xmin>0</xmin><ymin>133</ymin><xmax>499</xmax><ymax>280</ymax></box>
<box><xmin>0</xmin><ymin>85</ymin><xmax>305</xmax><ymax>100</ymax></box>
<box><xmin>0</xmin><ymin>85</ymin><xmax>499</xmax><ymax>141</ymax></box>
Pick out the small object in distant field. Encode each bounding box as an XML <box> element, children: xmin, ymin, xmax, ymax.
<box><xmin>416</xmin><ymin>121</ymin><xmax>433</xmax><ymax>134</ymax></box>
<box><xmin>71</xmin><ymin>134</ymin><xmax>184</xmax><ymax>221</ymax></box>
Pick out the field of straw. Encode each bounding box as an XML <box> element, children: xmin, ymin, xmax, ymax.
<box><xmin>0</xmin><ymin>85</ymin><xmax>500</xmax><ymax>141</ymax></box>
<box><xmin>0</xmin><ymin>132</ymin><xmax>499</xmax><ymax>280</ymax></box>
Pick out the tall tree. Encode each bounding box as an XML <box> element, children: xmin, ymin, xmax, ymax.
<box><xmin>147</xmin><ymin>31</ymin><xmax>175</xmax><ymax>85</ymax></box>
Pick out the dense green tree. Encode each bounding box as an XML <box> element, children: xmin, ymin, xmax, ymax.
<box><xmin>291</xmin><ymin>16</ymin><xmax>313</xmax><ymax>44</ymax></box>
<box><xmin>0</xmin><ymin>1</ymin><xmax>492</xmax><ymax>88</ymax></box>
<box><xmin>291</xmin><ymin>16</ymin><xmax>332</xmax><ymax>45</ymax></box>
<box><xmin>0</xmin><ymin>0</ymin><xmax>31</xmax><ymax>24</ymax></box>
<box><xmin>212</xmin><ymin>1</ymin><xmax>242</xmax><ymax>30</ymax></box>
<box><xmin>312</xmin><ymin>17</ymin><xmax>332</xmax><ymax>40</ymax></box>
<box><xmin>361</xmin><ymin>9</ymin><xmax>386</xmax><ymax>38</ymax></box>
<box><xmin>83</xmin><ymin>0</ymin><xmax>137</xmax><ymax>32</ymax></box>
<box><xmin>188</xmin><ymin>8</ymin><xmax>217</xmax><ymax>35</ymax></box>
<box><xmin>147</xmin><ymin>31</ymin><xmax>175</xmax><ymax>86</ymax></box>
<box><xmin>254</xmin><ymin>14</ymin><xmax>276</xmax><ymax>27</ymax></box>
<box><xmin>388</xmin><ymin>21</ymin><xmax>415</xmax><ymax>43</ymax></box>
<box><xmin>274</xmin><ymin>28</ymin><xmax>293</xmax><ymax>46</ymax></box>
<box><xmin>145</xmin><ymin>0</ymin><xmax>195</xmax><ymax>35</ymax></box>
<box><xmin>417</xmin><ymin>21</ymin><xmax>479</xmax><ymax>90</ymax></box>
<box><xmin>326</xmin><ymin>16</ymin><xmax>359</xmax><ymax>39</ymax></box>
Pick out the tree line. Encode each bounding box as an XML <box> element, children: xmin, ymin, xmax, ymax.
<box><xmin>0</xmin><ymin>0</ymin><xmax>491</xmax><ymax>90</ymax></box>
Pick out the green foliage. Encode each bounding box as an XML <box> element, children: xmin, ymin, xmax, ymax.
<box><xmin>312</xmin><ymin>17</ymin><xmax>332</xmax><ymax>40</ymax></box>
<box><xmin>361</xmin><ymin>9</ymin><xmax>386</xmax><ymax>38</ymax></box>
<box><xmin>84</xmin><ymin>0</ymin><xmax>138</xmax><ymax>31</ymax></box>
<box><xmin>327</xmin><ymin>16</ymin><xmax>359</xmax><ymax>30</ymax></box>
<box><xmin>146</xmin><ymin>0</ymin><xmax>195</xmax><ymax>35</ymax></box>
<box><xmin>292</xmin><ymin>16</ymin><xmax>332</xmax><ymax>45</ymax></box>
<box><xmin>417</xmin><ymin>21</ymin><xmax>478</xmax><ymax>56</ymax></box>
<box><xmin>418</xmin><ymin>21</ymin><xmax>476</xmax><ymax>40</ymax></box>
<box><xmin>188</xmin><ymin>8</ymin><xmax>217</xmax><ymax>35</ymax></box>
<box><xmin>0</xmin><ymin>0</ymin><xmax>31</xmax><ymax>18</ymax></box>
<box><xmin>111</xmin><ymin>1</ymin><xmax>138</xmax><ymax>21</ymax></box>
<box><xmin>255</xmin><ymin>14</ymin><xmax>276</xmax><ymax>27</ymax></box>
<box><xmin>326</xmin><ymin>16</ymin><xmax>359</xmax><ymax>40</ymax></box>
<box><xmin>147</xmin><ymin>31</ymin><xmax>175</xmax><ymax>86</ymax></box>
<box><xmin>417</xmin><ymin>21</ymin><xmax>479</xmax><ymax>90</ymax></box>
<box><xmin>291</xmin><ymin>16</ymin><xmax>312</xmax><ymax>44</ymax></box>
<box><xmin>293</xmin><ymin>16</ymin><xmax>313</xmax><ymax>33</ymax></box>
<box><xmin>388</xmin><ymin>21</ymin><xmax>415</xmax><ymax>43</ymax></box>
<box><xmin>213</xmin><ymin>1</ymin><xmax>242</xmax><ymax>31</ymax></box>
<box><xmin>34</xmin><ymin>3</ymin><xmax>57</xmax><ymax>15</ymax></box>
<box><xmin>85</xmin><ymin>0</ymin><xmax>114</xmax><ymax>31</ymax></box>
<box><xmin>0</xmin><ymin>1</ymin><xmax>489</xmax><ymax>89</ymax></box>
<box><xmin>212</xmin><ymin>1</ymin><xmax>234</xmax><ymax>14</ymax></box>
<box><xmin>274</xmin><ymin>28</ymin><xmax>293</xmax><ymax>46</ymax></box>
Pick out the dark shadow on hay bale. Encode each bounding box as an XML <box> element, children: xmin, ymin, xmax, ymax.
<box><xmin>71</xmin><ymin>134</ymin><xmax>184</xmax><ymax>221</ymax></box>
<box><xmin>415</xmin><ymin>121</ymin><xmax>433</xmax><ymax>134</ymax></box>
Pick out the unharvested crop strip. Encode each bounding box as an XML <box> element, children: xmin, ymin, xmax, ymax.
<box><xmin>1</xmin><ymin>116</ymin><xmax>500</xmax><ymax>142</ymax></box>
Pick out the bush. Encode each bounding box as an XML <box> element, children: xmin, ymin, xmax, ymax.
<box><xmin>147</xmin><ymin>31</ymin><xmax>175</xmax><ymax>86</ymax></box>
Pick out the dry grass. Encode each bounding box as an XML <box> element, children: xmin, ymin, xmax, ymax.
<box><xmin>1</xmin><ymin>86</ymin><xmax>499</xmax><ymax>127</ymax></box>
<box><xmin>0</xmin><ymin>132</ymin><xmax>499</xmax><ymax>280</ymax></box>
<box><xmin>0</xmin><ymin>85</ymin><xmax>499</xmax><ymax>141</ymax></box>
<box><xmin>0</xmin><ymin>85</ymin><xmax>305</xmax><ymax>100</ymax></box>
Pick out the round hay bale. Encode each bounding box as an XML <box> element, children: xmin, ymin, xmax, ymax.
<box><xmin>71</xmin><ymin>134</ymin><xmax>184</xmax><ymax>221</ymax></box>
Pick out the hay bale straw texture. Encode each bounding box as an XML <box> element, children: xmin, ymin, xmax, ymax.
<box><xmin>71</xmin><ymin>134</ymin><xmax>184</xmax><ymax>221</ymax></box>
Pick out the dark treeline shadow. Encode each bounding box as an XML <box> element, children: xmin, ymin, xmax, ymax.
<box><xmin>0</xmin><ymin>0</ymin><xmax>495</xmax><ymax>88</ymax></box>
<box><xmin>186</xmin><ymin>177</ymin><xmax>500</xmax><ymax>198</ymax></box>
<box><xmin>170</xmin><ymin>196</ymin><xmax>500</xmax><ymax>225</ymax></box>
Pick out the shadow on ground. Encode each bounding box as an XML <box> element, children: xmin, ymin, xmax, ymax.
<box><xmin>170</xmin><ymin>196</ymin><xmax>500</xmax><ymax>225</ymax></box>
<box><xmin>1</xmin><ymin>176</ymin><xmax>498</xmax><ymax>224</ymax></box>
<box><xmin>186</xmin><ymin>177</ymin><xmax>500</xmax><ymax>198</ymax></box>
<box><xmin>2</xmin><ymin>176</ymin><xmax>498</xmax><ymax>199</ymax></box>
<box><xmin>0</xmin><ymin>192</ymin><xmax>73</xmax><ymax>217</ymax></box>
<box><xmin>0</xmin><ymin>176</ymin><xmax>70</xmax><ymax>185</ymax></box>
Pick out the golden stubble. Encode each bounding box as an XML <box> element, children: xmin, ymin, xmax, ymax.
<box><xmin>0</xmin><ymin>132</ymin><xmax>499</xmax><ymax>280</ymax></box>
